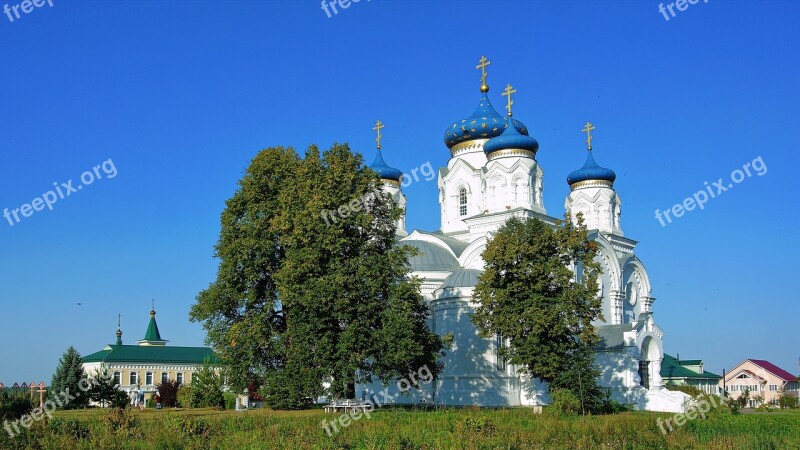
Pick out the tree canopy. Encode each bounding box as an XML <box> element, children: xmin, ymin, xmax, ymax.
<box><xmin>49</xmin><ymin>346</ymin><xmax>89</xmax><ymax>409</ymax></box>
<box><xmin>471</xmin><ymin>215</ymin><xmax>605</xmax><ymax>412</ymax></box>
<box><xmin>190</xmin><ymin>144</ymin><xmax>445</xmax><ymax>408</ymax></box>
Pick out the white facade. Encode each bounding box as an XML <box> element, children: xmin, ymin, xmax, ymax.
<box><xmin>357</xmin><ymin>86</ymin><xmax>689</xmax><ymax>413</ymax></box>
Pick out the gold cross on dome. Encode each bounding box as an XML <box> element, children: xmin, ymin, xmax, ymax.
<box><xmin>502</xmin><ymin>83</ymin><xmax>517</xmax><ymax>116</ymax></box>
<box><xmin>476</xmin><ymin>56</ymin><xmax>491</xmax><ymax>91</ymax></box>
<box><xmin>372</xmin><ymin>120</ymin><xmax>384</xmax><ymax>149</ymax></box>
<box><xmin>582</xmin><ymin>121</ymin><xmax>596</xmax><ymax>150</ymax></box>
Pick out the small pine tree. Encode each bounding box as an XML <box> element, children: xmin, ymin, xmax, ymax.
<box><xmin>89</xmin><ymin>364</ymin><xmax>119</xmax><ymax>408</ymax></box>
<box><xmin>49</xmin><ymin>346</ymin><xmax>89</xmax><ymax>409</ymax></box>
<box><xmin>192</xmin><ymin>357</ymin><xmax>225</xmax><ymax>409</ymax></box>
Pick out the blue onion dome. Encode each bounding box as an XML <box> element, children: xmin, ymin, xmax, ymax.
<box><xmin>566</xmin><ymin>150</ymin><xmax>617</xmax><ymax>186</ymax></box>
<box><xmin>443</xmin><ymin>93</ymin><xmax>529</xmax><ymax>149</ymax></box>
<box><xmin>483</xmin><ymin>116</ymin><xmax>539</xmax><ymax>156</ymax></box>
<box><xmin>369</xmin><ymin>149</ymin><xmax>403</xmax><ymax>182</ymax></box>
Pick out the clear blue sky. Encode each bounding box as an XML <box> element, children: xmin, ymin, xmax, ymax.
<box><xmin>1</xmin><ymin>0</ymin><xmax>797</xmax><ymax>383</ymax></box>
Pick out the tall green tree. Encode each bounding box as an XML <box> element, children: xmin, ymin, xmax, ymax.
<box><xmin>190</xmin><ymin>147</ymin><xmax>297</xmax><ymax>393</ymax></box>
<box><xmin>471</xmin><ymin>215</ymin><xmax>605</xmax><ymax>413</ymax></box>
<box><xmin>191</xmin><ymin>144</ymin><xmax>445</xmax><ymax>408</ymax></box>
<box><xmin>49</xmin><ymin>346</ymin><xmax>89</xmax><ymax>409</ymax></box>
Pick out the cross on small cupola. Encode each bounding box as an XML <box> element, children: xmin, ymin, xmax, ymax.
<box><xmin>476</xmin><ymin>56</ymin><xmax>491</xmax><ymax>93</ymax></box>
<box><xmin>502</xmin><ymin>83</ymin><xmax>517</xmax><ymax>117</ymax></box>
<box><xmin>582</xmin><ymin>121</ymin><xmax>596</xmax><ymax>150</ymax></box>
<box><xmin>372</xmin><ymin>120</ymin><xmax>384</xmax><ymax>150</ymax></box>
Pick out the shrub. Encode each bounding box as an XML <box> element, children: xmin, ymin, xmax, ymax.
<box><xmin>163</xmin><ymin>413</ymin><xmax>212</xmax><ymax>439</ymax></box>
<box><xmin>778</xmin><ymin>389</ymin><xmax>798</xmax><ymax>409</ymax></box>
<box><xmin>177</xmin><ymin>386</ymin><xmax>193</xmax><ymax>408</ymax></box>
<box><xmin>157</xmin><ymin>380</ymin><xmax>181</xmax><ymax>408</ymax></box>
<box><xmin>0</xmin><ymin>396</ymin><xmax>33</xmax><ymax>421</ymax></box>
<box><xmin>547</xmin><ymin>388</ymin><xmax>582</xmax><ymax>416</ymax></box>
<box><xmin>224</xmin><ymin>392</ymin><xmax>238</xmax><ymax>410</ymax></box>
<box><xmin>598</xmin><ymin>391</ymin><xmax>629</xmax><ymax>414</ymax></box>
<box><xmin>462</xmin><ymin>417</ymin><xmax>497</xmax><ymax>435</ymax></box>
<box><xmin>105</xmin><ymin>407</ymin><xmax>139</xmax><ymax>438</ymax></box>
<box><xmin>111</xmin><ymin>391</ymin><xmax>130</xmax><ymax>409</ymax></box>
<box><xmin>756</xmin><ymin>402</ymin><xmax>775</xmax><ymax>413</ymax></box>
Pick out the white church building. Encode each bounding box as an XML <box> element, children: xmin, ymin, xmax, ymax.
<box><xmin>357</xmin><ymin>58</ymin><xmax>690</xmax><ymax>413</ymax></box>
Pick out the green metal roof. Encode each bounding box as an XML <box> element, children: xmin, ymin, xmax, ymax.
<box><xmin>661</xmin><ymin>354</ymin><xmax>721</xmax><ymax>380</ymax></box>
<box><xmin>83</xmin><ymin>345</ymin><xmax>215</xmax><ymax>365</ymax></box>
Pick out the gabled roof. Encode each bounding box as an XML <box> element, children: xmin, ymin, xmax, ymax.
<box><xmin>83</xmin><ymin>345</ymin><xmax>215</xmax><ymax>365</ymax></box>
<box><xmin>750</xmin><ymin>359</ymin><xmax>798</xmax><ymax>382</ymax></box>
<box><xmin>661</xmin><ymin>354</ymin><xmax>721</xmax><ymax>380</ymax></box>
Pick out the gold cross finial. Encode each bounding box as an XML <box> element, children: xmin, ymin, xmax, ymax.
<box><xmin>118</xmin><ymin>314</ymin><xmax>121</xmax><ymax>328</ymax></box>
<box><xmin>476</xmin><ymin>56</ymin><xmax>491</xmax><ymax>93</ymax></box>
<box><xmin>372</xmin><ymin>120</ymin><xmax>384</xmax><ymax>150</ymax></box>
<box><xmin>582</xmin><ymin>121</ymin><xmax>596</xmax><ymax>150</ymax></box>
<box><xmin>502</xmin><ymin>83</ymin><xmax>517</xmax><ymax>117</ymax></box>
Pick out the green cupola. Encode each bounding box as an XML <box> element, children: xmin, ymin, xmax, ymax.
<box><xmin>136</xmin><ymin>302</ymin><xmax>168</xmax><ymax>347</ymax></box>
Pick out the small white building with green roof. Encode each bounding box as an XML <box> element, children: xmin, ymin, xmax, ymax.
<box><xmin>82</xmin><ymin>307</ymin><xmax>215</xmax><ymax>399</ymax></box>
<box><xmin>660</xmin><ymin>354</ymin><xmax>721</xmax><ymax>395</ymax></box>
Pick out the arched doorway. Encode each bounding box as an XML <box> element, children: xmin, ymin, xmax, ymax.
<box><xmin>639</xmin><ymin>336</ymin><xmax>661</xmax><ymax>390</ymax></box>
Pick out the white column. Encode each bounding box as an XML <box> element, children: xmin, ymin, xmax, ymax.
<box><xmin>650</xmin><ymin>359</ymin><xmax>663</xmax><ymax>389</ymax></box>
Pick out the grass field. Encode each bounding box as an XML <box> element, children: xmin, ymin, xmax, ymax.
<box><xmin>2</xmin><ymin>406</ymin><xmax>800</xmax><ymax>449</ymax></box>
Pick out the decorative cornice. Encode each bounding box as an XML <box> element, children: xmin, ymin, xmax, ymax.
<box><xmin>450</xmin><ymin>139</ymin><xmax>489</xmax><ymax>158</ymax></box>
<box><xmin>381</xmin><ymin>179</ymin><xmax>401</xmax><ymax>188</ymax></box>
<box><xmin>570</xmin><ymin>179</ymin><xmax>613</xmax><ymax>191</ymax></box>
<box><xmin>486</xmin><ymin>148</ymin><xmax>536</xmax><ymax>161</ymax></box>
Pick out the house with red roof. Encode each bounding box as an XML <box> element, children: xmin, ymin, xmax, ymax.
<box><xmin>720</xmin><ymin>359</ymin><xmax>799</xmax><ymax>407</ymax></box>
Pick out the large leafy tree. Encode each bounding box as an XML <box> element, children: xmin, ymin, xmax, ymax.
<box><xmin>191</xmin><ymin>144</ymin><xmax>445</xmax><ymax>409</ymax></box>
<box><xmin>49</xmin><ymin>346</ymin><xmax>89</xmax><ymax>409</ymax></box>
<box><xmin>471</xmin><ymin>215</ymin><xmax>605</xmax><ymax>413</ymax></box>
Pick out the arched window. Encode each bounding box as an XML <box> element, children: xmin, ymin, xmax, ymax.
<box><xmin>458</xmin><ymin>187</ymin><xmax>467</xmax><ymax>216</ymax></box>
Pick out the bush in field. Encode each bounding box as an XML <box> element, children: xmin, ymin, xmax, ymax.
<box><xmin>177</xmin><ymin>386</ymin><xmax>193</xmax><ymax>408</ymax></box>
<box><xmin>105</xmin><ymin>407</ymin><xmax>139</xmax><ymax>438</ymax></box>
<box><xmin>163</xmin><ymin>413</ymin><xmax>212</xmax><ymax>439</ymax></box>
<box><xmin>547</xmin><ymin>388</ymin><xmax>583</xmax><ymax>416</ymax></box>
<box><xmin>756</xmin><ymin>402</ymin><xmax>774</xmax><ymax>412</ymax></box>
<box><xmin>224</xmin><ymin>392</ymin><xmax>238</xmax><ymax>410</ymax></box>
<box><xmin>111</xmin><ymin>391</ymin><xmax>130</xmax><ymax>409</ymax></box>
<box><xmin>462</xmin><ymin>417</ymin><xmax>497</xmax><ymax>435</ymax></box>
<box><xmin>598</xmin><ymin>391</ymin><xmax>630</xmax><ymax>414</ymax></box>
<box><xmin>157</xmin><ymin>380</ymin><xmax>181</xmax><ymax>408</ymax></box>
<box><xmin>0</xmin><ymin>392</ymin><xmax>33</xmax><ymax>421</ymax></box>
<box><xmin>779</xmin><ymin>389</ymin><xmax>799</xmax><ymax>409</ymax></box>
